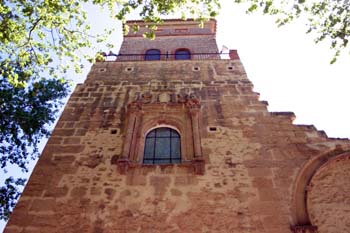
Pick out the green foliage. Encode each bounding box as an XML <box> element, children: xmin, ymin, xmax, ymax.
<box><xmin>0</xmin><ymin>58</ymin><xmax>69</xmax><ymax>221</ymax></box>
<box><xmin>117</xmin><ymin>0</ymin><xmax>221</xmax><ymax>38</ymax></box>
<box><xmin>0</xmin><ymin>76</ymin><xmax>69</xmax><ymax>171</ymax></box>
<box><xmin>0</xmin><ymin>177</ymin><xmax>26</xmax><ymax>221</ymax></box>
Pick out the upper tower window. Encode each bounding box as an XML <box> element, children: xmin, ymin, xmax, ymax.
<box><xmin>175</xmin><ymin>49</ymin><xmax>191</xmax><ymax>60</ymax></box>
<box><xmin>143</xmin><ymin>127</ymin><xmax>181</xmax><ymax>164</ymax></box>
<box><xmin>145</xmin><ymin>49</ymin><xmax>161</xmax><ymax>60</ymax></box>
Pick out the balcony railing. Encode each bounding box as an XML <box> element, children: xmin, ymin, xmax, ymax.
<box><xmin>100</xmin><ymin>52</ymin><xmax>235</xmax><ymax>62</ymax></box>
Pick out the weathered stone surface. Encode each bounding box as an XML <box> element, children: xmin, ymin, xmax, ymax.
<box><xmin>5</xmin><ymin>19</ymin><xmax>350</xmax><ymax>233</ymax></box>
<box><xmin>307</xmin><ymin>156</ymin><xmax>350</xmax><ymax>233</ymax></box>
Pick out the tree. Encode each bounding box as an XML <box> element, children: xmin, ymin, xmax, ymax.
<box><xmin>0</xmin><ymin>60</ymin><xmax>69</xmax><ymax>221</ymax></box>
<box><xmin>0</xmin><ymin>178</ymin><xmax>26</xmax><ymax>221</ymax></box>
<box><xmin>0</xmin><ymin>69</ymin><xmax>69</xmax><ymax>171</ymax></box>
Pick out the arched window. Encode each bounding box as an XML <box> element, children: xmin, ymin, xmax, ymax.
<box><xmin>175</xmin><ymin>49</ymin><xmax>191</xmax><ymax>60</ymax></box>
<box><xmin>145</xmin><ymin>49</ymin><xmax>161</xmax><ymax>60</ymax></box>
<box><xmin>143</xmin><ymin>127</ymin><xmax>181</xmax><ymax>164</ymax></box>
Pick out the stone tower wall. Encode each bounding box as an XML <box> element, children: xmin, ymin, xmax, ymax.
<box><xmin>5</xmin><ymin>19</ymin><xmax>350</xmax><ymax>233</ymax></box>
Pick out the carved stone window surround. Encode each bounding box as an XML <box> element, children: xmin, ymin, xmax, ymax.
<box><xmin>117</xmin><ymin>93</ymin><xmax>204</xmax><ymax>175</ymax></box>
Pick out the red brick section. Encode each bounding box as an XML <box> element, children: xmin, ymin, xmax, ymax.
<box><xmin>118</xmin><ymin>19</ymin><xmax>219</xmax><ymax>59</ymax></box>
<box><xmin>229</xmin><ymin>49</ymin><xmax>240</xmax><ymax>60</ymax></box>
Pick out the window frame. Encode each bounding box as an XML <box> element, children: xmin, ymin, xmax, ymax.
<box><xmin>175</xmin><ymin>48</ymin><xmax>191</xmax><ymax>60</ymax></box>
<box><xmin>143</xmin><ymin>127</ymin><xmax>181</xmax><ymax>165</ymax></box>
<box><xmin>144</xmin><ymin>49</ymin><xmax>161</xmax><ymax>60</ymax></box>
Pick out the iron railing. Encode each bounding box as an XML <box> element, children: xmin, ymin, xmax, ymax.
<box><xmin>102</xmin><ymin>52</ymin><xmax>231</xmax><ymax>61</ymax></box>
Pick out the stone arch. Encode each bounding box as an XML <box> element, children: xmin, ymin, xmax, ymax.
<box><xmin>143</xmin><ymin>118</ymin><xmax>183</xmax><ymax>137</ymax></box>
<box><xmin>291</xmin><ymin>146</ymin><xmax>350</xmax><ymax>227</ymax></box>
<box><xmin>174</xmin><ymin>48</ymin><xmax>191</xmax><ymax>60</ymax></box>
<box><xmin>144</xmin><ymin>49</ymin><xmax>161</xmax><ymax>60</ymax></box>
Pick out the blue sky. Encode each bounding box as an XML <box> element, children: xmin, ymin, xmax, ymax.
<box><xmin>1</xmin><ymin>2</ymin><xmax>350</xmax><ymax>231</ymax></box>
<box><xmin>216</xmin><ymin>3</ymin><xmax>350</xmax><ymax>139</ymax></box>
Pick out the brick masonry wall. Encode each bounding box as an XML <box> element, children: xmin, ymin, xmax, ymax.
<box><xmin>5</xmin><ymin>59</ymin><xmax>350</xmax><ymax>233</ymax></box>
<box><xmin>118</xmin><ymin>19</ymin><xmax>219</xmax><ymax>58</ymax></box>
<box><xmin>119</xmin><ymin>36</ymin><xmax>219</xmax><ymax>55</ymax></box>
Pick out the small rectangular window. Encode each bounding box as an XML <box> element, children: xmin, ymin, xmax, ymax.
<box><xmin>209</xmin><ymin>127</ymin><xmax>217</xmax><ymax>132</ymax></box>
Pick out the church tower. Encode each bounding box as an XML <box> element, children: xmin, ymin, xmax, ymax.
<box><xmin>5</xmin><ymin>19</ymin><xmax>350</xmax><ymax>233</ymax></box>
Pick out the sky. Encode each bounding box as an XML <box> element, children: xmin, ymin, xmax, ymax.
<box><xmin>216</xmin><ymin>3</ymin><xmax>350</xmax><ymax>139</ymax></box>
<box><xmin>1</xmin><ymin>1</ymin><xmax>350</xmax><ymax>231</ymax></box>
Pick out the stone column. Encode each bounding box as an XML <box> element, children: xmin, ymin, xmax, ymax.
<box><xmin>129</xmin><ymin>111</ymin><xmax>143</xmax><ymax>161</ymax></box>
<box><xmin>187</xmin><ymin>98</ymin><xmax>205</xmax><ymax>175</ymax></box>
<box><xmin>118</xmin><ymin>102</ymin><xmax>141</xmax><ymax>173</ymax></box>
<box><xmin>190</xmin><ymin>107</ymin><xmax>202</xmax><ymax>158</ymax></box>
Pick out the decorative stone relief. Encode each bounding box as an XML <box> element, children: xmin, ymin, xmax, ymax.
<box><xmin>177</xmin><ymin>93</ymin><xmax>188</xmax><ymax>103</ymax></box>
<box><xmin>158</xmin><ymin>92</ymin><xmax>171</xmax><ymax>103</ymax></box>
<box><xmin>138</xmin><ymin>92</ymin><xmax>153</xmax><ymax>104</ymax></box>
<box><xmin>133</xmin><ymin>92</ymin><xmax>200</xmax><ymax>106</ymax></box>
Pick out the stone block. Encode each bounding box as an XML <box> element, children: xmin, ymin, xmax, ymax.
<box><xmin>126</xmin><ymin>174</ymin><xmax>147</xmax><ymax>186</ymax></box>
<box><xmin>30</xmin><ymin>214</ymin><xmax>57</xmax><ymax>228</ymax></box>
<box><xmin>258</xmin><ymin>188</ymin><xmax>281</xmax><ymax>201</ymax></box>
<box><xmin>46</xmin><ymin>137</ymin><xmax>63</xmax><ymax>145</ymax></box>
<box><xmin>63</xmin><ymin>137</ymin><xmax>81</xmax><ymax>144</ymax></box>
<box><xmin>252</xmin><ymin>177</ymin><xmax>273</xmax><ymax>189</ymax></box>
<box><xmin>30</xmin><ymin>198</ymin><xmax>56</xmax><ymax>212</ymax></box>
<box><xmin>75</xmin><ymin>129</ymin><xmax>88</xmax><ymax>136</ymax></box>
<box><xmin>249</xmin><ymin>201</ymin><xmax>287</xmax><ymax>215</ymax></box>
<box><xmin>170</xmin><ymin>188</ymin><xmax>182</xmax><ymax>196</ymax></box>
<box><xmin>2</xmin><ymin>227</ymin><xmax>22</xmax><ymax>233</ymax></box>
<box><xmin>150</xmin><ymin>176</ymin><xmax>171</xmax><ymax>196</ymax></box>
<box><xmin>90</xmin><ymin>186</ymin><xmax>102</xmax><ymax>195</ymax></box>
<box><xmin>48</xmin><ymin>145</ymin><xmax>85</xmax><ymax>154</ymax></box>
<box><xmin>6</xmin><ymin>212</ymin><xmax>34</xmax><ymax>227</ymax></box>
<box><xmin>70</xmin><ymin>186</ymin><xmax>88</xmax><ymax>198</ymax></box>
<box><xmin>43</xmin><ymin>186</ymin><xmax>68</xmax><ymax>198</ymax></box>
<box><xmin>52</xmin><ymin>155</ymin><xmax>76</xmax><ymax>165</ymax></box>
<box><xmin>22</xmin><ymin>183</ymin><xmax>44</xmax><ymax>197</ymax></box>
<box><xmin>53</xmin><ymin>129</ymin><xmax>75</xmax><ymax>136</ymax></box>
<box><xmin>174</xmin><ymin>175</ymin><xmax>198</xmax><ymax>186</ymax></box>
<box><xmin>247</xmin><ymin>168</ymin><xmax>272</xmax><ymax>177</ymax></box>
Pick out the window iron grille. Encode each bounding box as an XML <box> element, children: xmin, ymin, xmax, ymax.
<box><xmin>103</xmin><ymin>52</ymin><xmax>230</xmax><ymax>61</ymax></box>
<box><xmin>143</xmin><ymin>127</ymin><xmax>181</xmax><ymax>165</ymax></box>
